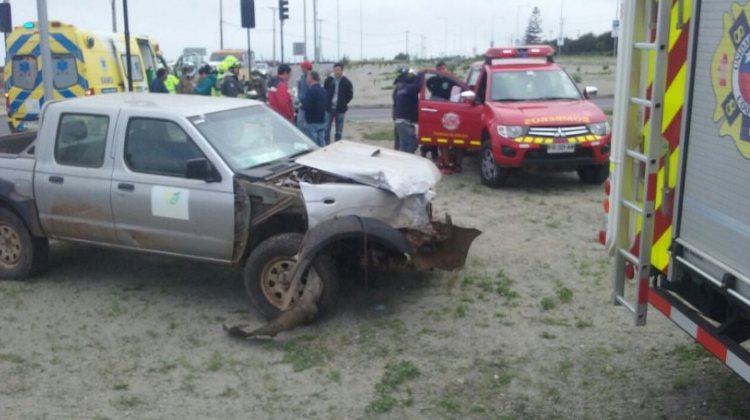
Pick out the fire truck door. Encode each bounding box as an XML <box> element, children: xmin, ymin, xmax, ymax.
<box><xmin>418</xmin><ymin>70</ymin><xmax>483</xmax><ymax>149</ymax></box>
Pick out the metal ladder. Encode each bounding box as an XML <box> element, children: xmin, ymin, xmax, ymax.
<box><xmin>612</xmin><ymin>0</ymin><xmax>671</xmax><ymax>326</ymax></box>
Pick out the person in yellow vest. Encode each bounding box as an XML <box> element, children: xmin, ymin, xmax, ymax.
<box><xmin>164</xmin><ymin>68</ymin><xmax>179</xmax><ymax>94</ymax></box>
<box><xmin>212</xmin><ymin>60</ymin><xmax>229</xmax><ymax>96</ymax></box>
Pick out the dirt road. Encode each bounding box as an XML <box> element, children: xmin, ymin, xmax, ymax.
<box><xmin>1</xmin><ymin>121</ymin><xmax>749</xmax><ymax>420</ymax></box>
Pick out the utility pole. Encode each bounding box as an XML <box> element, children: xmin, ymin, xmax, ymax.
<box><xmin>111</xmin><ymin>0</ymin><xmax>117</xmax><ymax>32</ymax></box>
<box><xmin>219</xmin><ymin>0</ymin><xmax>224</xmax><ymax>49</ymax></box>
<box><xmin>405</xmin><ymin>30</ymin><xmax>409</xmax><ymax>59</ymax></box>
<box><xmin>420</xmin><ymin>34</ymin><xmax>426</xmax><ymax>60</ymax></box>
<box><xmin>318</xmin><ymin>18</ymin><xmax>324</xmax><ymax>61</ymax></box>
<box><xmin>269</xmin><ymin>7</ymin><xmax>277</xmax><ymax>63</ymax></box>
<box><xmin>303</xmin><ymin>0</ymin><xmax>307</xmax><ymax>59</ymax></box>
<box><xmin>336</xmin><ymin>0</ymin><xmax>340</xmax><ymax>60</ymax></box>
<box><xmin>313</xmin><ymin>0</ymin><xmax>319</xmax><ymax>61</ymax></box>
<box><xmin>359</xmin><ymin>0</ymin><xmax>363</xmax><ymax>60</ymax></box>
<box><xmin>35</xmin><ymin>0</ymin><xmax>54</xmax><ymax>101</ymax></box>
<box><xmin>439</xmin><ymin>17</ymin><xmax>447</xmax><ymax>56</ymax></box>
<box><xmin>559</xmin><ymin>0</ymin><xmax>564</xmax><ymax>56</ymax></box>
<box><xmin>123</xmin><ymin>0</ymin><xmax>132</xmax><ymax>91</ymax></box>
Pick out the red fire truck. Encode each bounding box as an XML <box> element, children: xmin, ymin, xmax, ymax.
<box><xmin>417</xmin><ymin>45</ymin><xmax>611</xmax><ymax>187</ymax></box>
<box><xmin>604</xmin><ymin>0</ymin><xmax>750</xmax><ymax>383</ymax></box>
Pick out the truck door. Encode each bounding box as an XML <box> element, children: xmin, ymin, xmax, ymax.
<box><xmin>33</xmin><ymin>106</ymin><xmax>118</xmax><ymax>243</ymax></box>
<box><xmin>418</xmin><ymin>70</ymin><xmax>484</xmax><ymax>149</ymax></box>
<box><xmin>173</xmin><ymin>53</ymin><xmax>201</xmax><ymax>79</ymax></box>
<box><xmin>110</xmin><ymin>112</ymin><xmax>235</xmax><ymax>261</ymax></box>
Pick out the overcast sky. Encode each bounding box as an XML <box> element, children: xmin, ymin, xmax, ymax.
<box><xmin>7</xmin><ymin>0</ymin><xmax>618</xmax><ymax>63</ymax></box>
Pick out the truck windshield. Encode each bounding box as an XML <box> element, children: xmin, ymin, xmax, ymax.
<box><xmin>190</xmin><ymin>105</ymin><xmax>316</xmax><ymax>171</ymax></box>
<box><xmin>490</xmin><ymin>69</ymin><xmax>581</xmax><ymax>102</ymax></box>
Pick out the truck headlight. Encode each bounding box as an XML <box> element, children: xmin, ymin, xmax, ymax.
<box><xmin>497</xmin><ymin>125</ymin><xmax>526</xmax><ymax>139</ymax></box>
<box><xmin>587</xmin><ymin>122</ymin><xmax>611</xmax><ymax>136</ymax></box>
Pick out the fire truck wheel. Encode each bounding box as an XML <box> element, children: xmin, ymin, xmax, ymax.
<box><xmin>577</xmin><ymin>164</ymin><xmax>610</xmax><ymax>184</ymax></box>
<box><xmin>480</xmin><ymin>141</ymin><xmax>510</xmax><ymax>188</ymax></box>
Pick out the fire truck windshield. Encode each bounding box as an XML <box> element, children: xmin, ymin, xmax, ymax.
<box><xmin>490</xmin><ymin>69</ymin><xmax>581</xmax><ymax>102</ymax></box>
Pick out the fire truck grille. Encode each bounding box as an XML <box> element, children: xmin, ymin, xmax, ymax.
<box><xmin>527</xmin><ymin>125</ymin><xmax>590</xmax><ymax>138</ymax></box>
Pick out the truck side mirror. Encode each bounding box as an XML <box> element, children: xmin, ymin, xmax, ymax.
<box><xmin>584</xmin><ymin>86</ymin><xmax>598</xmax><ymax>99</ymax></box>
<box><xmin>186</xmin><ymin>158</ymin><xmax>221</xmax><ymax>182</ymax></box>
<box><xmin>460</xmin><ymin>90</ymin><xmax>476</xmax><ymax>104</ymax></box>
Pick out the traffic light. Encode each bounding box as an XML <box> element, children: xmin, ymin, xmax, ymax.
<box><xmin>279</xmin><ymin>0</ymin><xmax>289</xmax><ymax>20</ymax></box>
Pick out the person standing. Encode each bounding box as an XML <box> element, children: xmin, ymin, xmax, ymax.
<box><xmin>393</xmin><ymin>69</ymin><xmax>423</xmax><ymax>154</ymax></box>
<box><xmin>392</xmin><ymin>65</ymin><xmax>409</xmax><ymax>150</ymax></box>
<box><xmin>267</xmin><ymin>64</ymin><xmax>295</xmax><ymax>122</ymax></box>
<box><xmin>176</xmin><ymin>65</ymin><xmax>196</xmax><ymax>94</ymax></box>
<box><xmin>164</xmin><ymin>68</ymin><xmax>179</xmax><ymax>94</ymax></box>
<box><xmin>219</xmin><ymin>56</ymin><xmax>243</xmax><ymax>98</ymax></box>
<box><xmin>297</xmin><ymin>60</ymin><xmax>313</xmax><ymax>132</ymax></box>
<box><xmin>193</xmin><ymin>64</ymin><xmax>217</xmax><ymax>96</ymax></box>
<box><xmin>301</xmin><ymin>71</ymin><xmax>329</xmax><ymax>147</ymax></box>
<box><xmin>323</xmin><ymin>62</ymin><xmax>353</xmax><ymax>143</ymax></box>
<box><xmin>149</xmin><ymin>68</ymin><xmax>169</xmax><ymax>93</ymax></box>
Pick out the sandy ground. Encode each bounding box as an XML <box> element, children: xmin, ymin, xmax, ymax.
<box><xmin>2</xmin><ymin>59</ymin><xmax>749</xmax><ymax>419</ymax></box>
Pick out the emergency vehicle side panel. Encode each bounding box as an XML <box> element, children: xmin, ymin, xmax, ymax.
<box><xmin>418</xmin><ymin>71</ymin><xmax>483</xmax><ymax>149</ymax></box>
<box><xmin>676</xmin><ymin>0</ymin><xmax>750</xmax><ymax>301</ymax></box>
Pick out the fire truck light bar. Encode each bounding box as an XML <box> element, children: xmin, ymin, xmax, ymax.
<box><xmin>485</xmin><ymin>45</ymin><xmax>555</xmax><ymax>64</ymax></box>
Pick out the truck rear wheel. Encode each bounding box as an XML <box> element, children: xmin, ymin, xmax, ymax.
<box><xmin>244</xmin><ymin>233</ymin><xmax>339</xmax><ymax>320</ymax></box>
<box><xmin>480</xmin><ymin>141</ymin><xmax>510</xmax><ymax>188</ymax></box>
<box><xmin>0</xmin><ymin>208</ymin><xmax>47</xmax><ymax>280</ymax></box>
<box><xmin>577</xmin><ymin>164</ymin><xmax>610</xmax><ymax>184</ymax></box>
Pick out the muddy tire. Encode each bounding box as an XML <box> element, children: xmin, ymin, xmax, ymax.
<box><xmin>0</xmin><ymin>208</ymin><xmax>47</xmax><ymax>280</ymax></box>
<box><xmin>244</xmin><ymin>232</ymin><xmax>339</xmax><ymax>320</ymax></box>
<box><xmin>480</xmin><ymin>141</ymin><xmax>510</xmax><ymax>188</ymax></box>
<box><xmin>577</xmin><ymin>164</ymin><xmax>610</xmax><ymax>184</ymax></box>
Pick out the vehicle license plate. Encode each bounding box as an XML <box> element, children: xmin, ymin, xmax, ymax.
<box><xmin>24</xmin><ymin>120</ymin><xmax>39</xmax><ymax>130</ymax></box>
<box><xmin>547</xmin><ymin>143</ymin><xmax>576</xmax><ymax>154</ymax></box>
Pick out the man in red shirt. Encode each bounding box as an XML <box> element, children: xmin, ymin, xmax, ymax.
<box><xmin>267</xmin><ymin>64</ymin><xmax>294</xmax><ymax>122</ymax></box>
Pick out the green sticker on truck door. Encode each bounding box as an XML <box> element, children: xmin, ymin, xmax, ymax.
<box><xmin>151</xmin><ymin>186</ymin><xmax>189</xmax><ymax>220</ymax></box>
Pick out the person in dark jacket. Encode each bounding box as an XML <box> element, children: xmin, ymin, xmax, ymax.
<box><xmin>323</xmin><ymin>62</ymin><xmax>354</xmax><ymax>143</ymax></box>
<box><xmin>149</xmin><ymin>68</ymin><xmax>169</xmax><ymax>93</ymax></box>
<box><xmin>268</xmin><ymin>64</ymin><xmax>294</xmax><ymax>122</ymax></box>
<box><xmin>392</xmin><ymin>65</ymin><xmax>409</xmax><ymax>150</ymax></box>
<box><xmin>393</xmin><ymin>70</ymin><xmax>424</xmax><ymax>154</ymax></box>
<box><xmin>301</xmin><ymin>71</ymin><xmax>329</xmax><ymax>147</ymax></box>
<box><xmin>219</xmin><ymin>60</ymin><xmax>243</xmax><ymax>98</ymax></box>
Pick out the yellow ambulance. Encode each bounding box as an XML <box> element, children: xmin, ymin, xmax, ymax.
<box><xmin>4</xmin><ymin>21</ymin><xmax>163</xmax><ymax>132</ymax></box>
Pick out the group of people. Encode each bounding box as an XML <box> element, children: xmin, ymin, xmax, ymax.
<box><xmin>267</xmin><ymin>61</ymin><xmax>353</xmax><ymax>147</ymax></box>
<box><xmin>392</xmin><ymin>61</ymin><xmax>464</xmax><ymax>174</ymax></box>
<box><xmin>148</xmin><ymin>55</ymin><xmax>244</xmax><ymax>98</ymax></box>
<box><xmin>149</xmin><ymin>54</ymin><xmax>462</xmax><ymax>172</ymax></box>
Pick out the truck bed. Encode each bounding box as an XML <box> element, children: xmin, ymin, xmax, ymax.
<box><xmin>0</xmin><ymin>131</ymin><xmax>37</xmax><ymax>156</ymax></box>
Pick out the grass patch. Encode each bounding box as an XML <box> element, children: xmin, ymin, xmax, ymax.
<box><xmin>269</xmin><ymin>340</ymin><xmax>325</xmax><ymax>372</ymax></box>
<box><xmin>111</xmin><ymin>395</ymin><xmax>144</xmax><ymax>410</ymax></box>
<box><xmin>0</xmin><ymin>353</ymin><xmax>25</xmax><ymax>364</ymax></box>
<box><xmin>366</xmin><ymin>360</ymin><xmax>421</xmax><ymax>413</ymax></box>
<box><xmin>207</xmin><ymin>351</ymin><xmax>226</xmax><ymax>372</ymax></box>
<box><xmin>540</xmin><ymin>297</ymin><xmax>556</xmax><ymax>311</ymax></box>
<box><xmin>672</xmin><ymin>343</ymin><xmax>708</xmax><ymax>363</ymax></box>
<box><xmin>438</xmin><ymin>397</ymin><xmax>461</xmax><ymax>414</ymax></box>
<box><xmin>557</xmin><ymin>287</ymin><xmax>573</xmax><ymax>303</ymax></box>
<box><xmin>362</xmin><ymin>125</ymin><xmax>394</xmax><ymax>141</ymax></box>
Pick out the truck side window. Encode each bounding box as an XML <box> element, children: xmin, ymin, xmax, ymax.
<box><xmin>124</xmin><ymin>118</ymin><xmax>206</xmax><ymax>178</ymax></box>
<box><xmin>54</xmin><ymin>114</ymin><xmax>109</xmax><ymax>167</ymax></box>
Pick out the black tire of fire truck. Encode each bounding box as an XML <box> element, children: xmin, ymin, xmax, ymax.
<box><xmin>576</xmin><ymin>164</ymin><xmax>610</xmax><ymax>184</ymax></box>
<box><xmin>0</xmin><ymin>207</ymin><xmax>49</xmax><ymax>280</ymax></box>
<box><xmin>244</xmin><ymin>232</ymin><xmax>340</xmax><ymax>320</ymax></box>
<box><xmin>480</xmin><ymin>141</ymin><xmax>511</xmax><ymax>188</ymax></box>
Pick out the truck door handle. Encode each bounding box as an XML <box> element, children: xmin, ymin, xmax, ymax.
<box><xmin>118</xmin><ymin>183</ymin><xmax>135</xmax><ymax>192</ymax></box>
<box><xmin>421</xmin><ymin>108</ymin><xmax>438</xmax><ymax>113</ymax></box>
<box><xmin>48</xmin><ymin>175</ymin><xmax>64</xmax><ymax>184</ymax></box>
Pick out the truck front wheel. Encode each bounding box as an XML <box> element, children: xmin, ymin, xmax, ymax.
<box><xmin>577</xmin><ymin>164</ymin><xmax>610</xmax><ymax>184</ymax></box>
<box><xmin>0</xmin><ymin>208</ymin><xmax>48</xmax><ymax>280</ymax></box>
<box><xmin>244</xmin><ymin>232</ymin><xmax>339</xmax><ymax>320</ymax></box>
<box><xmin>480</xmin><ymin>141</ymin><xmax>510</xmax><ymax>188</ymax></box>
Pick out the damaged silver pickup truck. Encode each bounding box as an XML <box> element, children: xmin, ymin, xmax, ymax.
<box><xmin>0</xmin><ymin>93</ymin><xmax>479</xmax><ymax>335</ymax></box>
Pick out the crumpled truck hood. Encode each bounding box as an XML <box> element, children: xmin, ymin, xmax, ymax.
<box><xmin>295</xmin><ymin>140</ymin><xmax>441</xmax><ymax>199</ymax></box>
